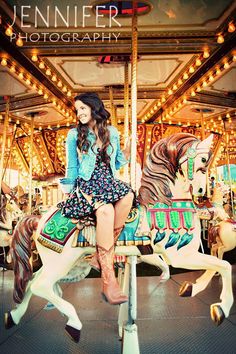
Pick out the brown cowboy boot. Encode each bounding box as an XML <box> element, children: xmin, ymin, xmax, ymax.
<box><xmin>90</xmin><ymin>226</ymin><xmax>124</xmax><ymax>272</ymax></box>
<box><xmin>97</xmin><ymin>243</ymin><xmax>128</xmax><ymax>305</ymax></box>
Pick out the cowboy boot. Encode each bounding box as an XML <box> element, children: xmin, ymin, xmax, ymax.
<box><xmin>90</xmin><ymin>226</ymin><xmax>125</xmax><ymax>272</ymax></box>
<box><xmin>97</xmin><ymin>244</ymin><xmax>128</xmax><ymax>305</ymax></box>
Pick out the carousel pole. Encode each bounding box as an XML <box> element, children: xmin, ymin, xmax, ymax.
<box><xmin>200</xmin><ymin>110</ymin><xmax>205</xmax><ymax>140</ymax></box>
<box><xmin>130</xmin><ymin>0</ymin><xmax>138</xmax><ymax>191</ymax></box>
<box><xmin>28</xmin><ymin>114</ymin><xmax>35</xmax><ymax>213</ymax></box>
<box><xmin>122</xmin><ymin>3</ymin><xmax>140</xmax><ymax>354</ymax></box>
<box><xmin>225</xmin><ymin>132</ymin><xmax>235</xmax><ymax>217</ymax></box>
<box><xmin>0</xmin><ymin>97</ymin><xmax>10</xmax><ymax>195</ymax></box>
<box><xmin>109</xmin><ymin>86</ymin><xmax>117</xmax><ymax>127</ymax></box>
<box><xmin>124</xmin><ymin>61</ymin><xmax>130</xmax><ymax>183</ymax></box>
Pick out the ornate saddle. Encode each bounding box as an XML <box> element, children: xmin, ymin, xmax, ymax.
<box><xmin>38</xmin><ymin>206</ymin><xmax>151</xmax><ymax>253</ymax></box>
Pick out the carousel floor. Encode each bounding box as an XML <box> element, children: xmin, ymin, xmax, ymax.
<box><xmin>0</xmin><ymin>266</ymin><xmax>236</xmax><ymax>354</ymax></box>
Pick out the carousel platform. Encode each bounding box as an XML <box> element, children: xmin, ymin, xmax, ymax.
<box><xmin>0</xmin><ymin>265</ymin><xmax>236</xmax><ymax>354</ymax></box>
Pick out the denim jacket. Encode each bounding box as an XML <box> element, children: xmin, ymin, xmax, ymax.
<box><xmin>61</xmin><ymin>126</ymin><xmax>127</xmax><ymax>192</ymax></box>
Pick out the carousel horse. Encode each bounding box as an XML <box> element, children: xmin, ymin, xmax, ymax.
<box><xmin>0</xmin><ymin>194</ymin><xmax>23</xmax><ymax>265</ymax></box>
<box><xmin>5</xmin><ymin>133</ymin><xmax>234</xmax><ymax>349</ymax></box>
<box><xmin>208</xmin><ymin>183</ymin><xmax>236</xmax><ymax>260</ymax></box>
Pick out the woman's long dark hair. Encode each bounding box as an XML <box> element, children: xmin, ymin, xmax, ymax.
<box><xmin>74</xmin><ymin>92</ymin><xmax>111</xmax><ymax>164</ymax></box>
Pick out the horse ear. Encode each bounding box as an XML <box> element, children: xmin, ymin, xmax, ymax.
<box><xmin>197</xmin><ymin>134</ymin><xmax>214</xmax><ymax>151</ymax></box>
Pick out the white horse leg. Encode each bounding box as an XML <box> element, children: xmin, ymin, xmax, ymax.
<box><xmin>191</xmin><ymin>270</ymin><xmax>216</xmax><ymax>294</ymax></box>
<box><xmin>8</xmin><ymin>269</ymin><xmax>42</xmax><ymax>326</ymax></box>
<box><xmin>140</xmin><ymin>254</ymin><xmax>170</xmax><ymax>280</ymax></box>
<box><xmin>175</xmin><ymin>252</ymin><xmax>233</xmax><ymax>323</ymax></box>
<box><xmin>217</xmin><ymin>245</ymin><xmax>226</xmax><ymax>260</ymax></box>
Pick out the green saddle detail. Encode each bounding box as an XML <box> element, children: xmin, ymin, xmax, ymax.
<box><xmin>38</xmin><ymin>210</ymin><xmax>77</xmax><ymax>252</ymax></box>
<box><xmin>147</xmin><ymin>200</ymin><xmax>196</xmax><ymax>250</ymax></box>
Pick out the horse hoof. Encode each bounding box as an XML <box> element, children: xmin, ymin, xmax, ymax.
<box><xmin>65</xmin><ymin>325</ymin><xmax>81</xmax><ymax>343</ymax></box>
<box><xmin>5</xmin><ymin>311</ymin><xmax>16</xmax><ymax>329</ymax></box>
<box><xmin>179</xmin><ymin>281</ymin><xmax>193</xmax><ymax>297</ymax></box>
<box><xmin>210</xmin><ymin>304</ymin><xmax>225</xmax><ymax>326</ymax></box>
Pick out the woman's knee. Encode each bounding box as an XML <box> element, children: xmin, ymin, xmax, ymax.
<box><xmin>96</xmin><ymin>203</ymin><xmax>114</xmax><ymax>219</ymax></box>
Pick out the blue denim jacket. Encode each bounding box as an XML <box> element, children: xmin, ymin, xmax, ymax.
<box><xmin>61</xmin><ymin>126</ymin><xmax>127</xmax><ymax>192</ymax></box>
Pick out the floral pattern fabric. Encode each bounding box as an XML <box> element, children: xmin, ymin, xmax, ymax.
<box><xmin>59</xmin><ymin>149</ymin><xmax>136</xmax><ymax>219</ymax></box>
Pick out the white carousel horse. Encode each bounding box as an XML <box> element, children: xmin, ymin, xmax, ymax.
<box><xmin>208</xmin><ymin>183</ymin><xmax>236</xmax><ymax>260</ymax></box>
<box><xmin>5</xmin><ymin>133</ymin><xmax>234</xmax><ymax>352</ymax></box>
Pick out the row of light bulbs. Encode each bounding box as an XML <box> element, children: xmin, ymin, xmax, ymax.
<box><xmin>0</xmin><ymin>56</ymin><xmax>75</xmax><ymax>127</ymax></box>
<box><xmin>216</xmin><ymin>21</ymin><xmax>235</xmax><ymax>44</ymax></box>
<box><xmin>158</xmin><ymin>52</ymin><xmax>236</xmax><ymax>131</ymax></box>
<box><xmin>31</xmin><ymin>54</ymin><xmax>72</xmax><ymax>98</ymax></box>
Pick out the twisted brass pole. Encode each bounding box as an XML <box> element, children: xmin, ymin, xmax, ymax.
<box><xmin>130</xmin><ymin>1</ymin><xmax>138</xmax><ymax>191</ymax></box>
<box><xmin>0</xmin><ymin>98</ymin><xmax>10</xmax><ymax>195</ymax></box>
<box><xmin>124</xmin><ymin>61</ymin><xmax>130</xmax><ymax>183</ymax></box>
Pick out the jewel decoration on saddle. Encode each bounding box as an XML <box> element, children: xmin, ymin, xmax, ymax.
<box><xmin>186</xmin><ymin>142</ymin><xmax>198</xmax><ymax>181</ymax></box>
<box><xmin>148</xmin><ymin>201</ymin><xmax>196</xmax><ymax>250</ymax></box>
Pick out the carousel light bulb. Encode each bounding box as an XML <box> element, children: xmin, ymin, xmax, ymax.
<box><xmin>224</xmin><ymin>61</ymin><xmax>230</xmax><ymax>69</ymax></box>
<box><xmin>51</xmin><ymin>75</ymin><xmax>57</xmax><ymax>82</ymax></box>
<box><xmin>38</xmin><ymin>88</ymin><xmax>43</xmax><ymax>95</ymax></box>
<box><xmin>183</xmin><ymin>72</ymin><xmax>189</xmax><ymax>80</ymax></box>
<box><xmin>217</xmin><ymin>33</ymin><xmax>224</xmax><ymax>44</ymax></box>
<box><xmin>10</xmin><ymin>65</ymin><xmax>16</xmax><ymax>72</ymax></box>
<box><xmin>16</xmin><ymin>34</ymin><xmax>23</xmax><ymax>47</ymax></box>
<box><xmin>46</xmin><ymin>69</ymin><xmax>51</xmax><ymax>76</ymax></box>
<box><xmin>67</xmin><ymin>91</ymin><xmax>72</xmax><ymax>97</ymax></box>
<box><xmin>65</xmin><ymin>112</ymin><xmax>69</xmax><ymax>117</ymax></box>
<box><xmin>1</xmin><ymin>58</ymin><xmax>7</xmax><ymax>66</ymax></box>
<box><xmin>191</xmin><ymin>90</ymin><xmax>196</xmax><ymax>96</ymax></box>
<box><xmin>228</xmin><ymin>22</ymin><xmax>235</xmax><ymax>32</ymax></box>
<box><xmin>195</xmin><ymin>58</ymin><xmax>202</xmax><ymax>66</ymax></box>
<box><xmin>203</xmin><ymin>49</ymin><xmax>210</xmax><ymax>58</ymax></box>
<box><xmin>5</xmin><ymin>25</ymin><xmax>13</xmax><ymax>36</ymax></box>
<box><xmin>57</xmin><ymin>80</ymin><xmax>62</xmax><ymax>87</ymax></box>
<box><xmin>153</xmin><ymin>104</ymin><xmax>158</xmax><ymax>110</ymax></box>
<box><xmin>157</xmin><ymin>100</ymin><xmax>161</xmax><ymax>106</ymax></box>
<box><xmin>62</xmin><ymin>86</ymin><xmax>67</xmax><ymax>92</ymax></box>
<box><xmin>168</xmin><ymin>89</ymin><xmax>173</xmax><ymax>95</ymax></box>
<box><xmin>173</xmin><ymin>84</ymin><xmax>178</xmax><ymax>91</ymax></box>
<box><xmin>196</xmin><ymin>86</ymin><xmax>201</xmax><ymax>92</ymax></box>
<box><xmin>209</xmin><ymin>75</ymin><xmax>214</xmax><ymax>82</ymax></box>
<box><xmin>44</xmin><ymin>93</ymin><xmax>48</xmax><ymax>99</ymax></box>
<box><xmin>178</xmin><ymin>121</ymin><xmax>181</xmax><ymax>125</ymax></box>
<box><xmin>233</xmin><ymin>55</ymin><xmax>236</xmax><ymax>62</ymax></box>
<box><xmin>202</xmin><ymin>80</ymin><xmax>208</xmax><ymax>87</ymax></box>
<box><xmin>161</xmin><ymin>96</ymin><xmax>166</xmax><ymax>103</ymax></box>
<box><xmin>189</xmin><ymin>66</ymin><xmax>195</xmax><ymax>73</ymax></box>
<box><xmin>39</xmin><ymin>62</ymin><xmax>45</xmax><ymax>69</ymax></box>
<box><xmin>32</xmin><ymin>83</ymin><xmax>37</xmax><ymax>89</ymax></box>
<box><xmin>31</xmin><ymin>54</ymin><xmax>38</xmax><ymax>62</ymax></box>
<box><xmin>25</xmin><ymin>78</ymin><xmax>31</xmax><ymax>85</ymax></box>
<box><xmin>66</xmin><ymin>122</ymin><xmax>70</xmax><ymax>127</ymax></box>
<box><xmin>183</xmin><ymin>97</ymin><xmax>187</xmax><ymax>104</ymax></box>
<box><xmin>178</xmin><ymin>78</ymin><xmax>183</xmax><ymax>85</ymax></box>
<box><xmin>18</xmin><ymin>72</ymin><xmax>24</xmax><ymax>79</ymax></box>
<box><xmin>216</xmin><ymin>67</ymin><xmax>221</xmax><ymax>75</ymax></box>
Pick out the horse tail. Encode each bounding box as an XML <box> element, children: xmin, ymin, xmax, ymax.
<box><xmin>208</xmin><ymin>224</ymin><xmax>220</xmax><ymax>248</ymax></box>
<box><xmin>11</xmin><ymin>215</ymin><xmax>41</xmax><ymax>304</ymax></box>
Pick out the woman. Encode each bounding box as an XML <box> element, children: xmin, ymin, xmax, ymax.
<box><xmin>60</xmin><ymin>92</ymin><xmax>135</xmax><ymax>305</ymax></box>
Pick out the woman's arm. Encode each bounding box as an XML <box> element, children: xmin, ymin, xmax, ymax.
<box><xmin>113</xmin><ymin>127</ymin><xmax>128</xmax><ymax>170</ymax></box>
<box><xmin>65</xmin><ymin>129</ymin><xmax>80</xmax><ymax>181</ymax></box>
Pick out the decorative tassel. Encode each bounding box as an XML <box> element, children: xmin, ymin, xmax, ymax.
<box><xmin>165</xmin><ymin>232</ymin><xmax>180</xmax><ymax>249</ymax></box>
<box><xmin>177</xmin><ymin>232</ymin><xmax>193</xmax><ymax>250</ymax></box>
<box><xmin>154</xmin><ymin>231</ymin><xmax>165</xmax><ymax>244</ymax></box>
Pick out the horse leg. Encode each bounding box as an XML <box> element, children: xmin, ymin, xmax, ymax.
<box><xmin>217</xmin><ymin>245</ymin><xmax>226</xmax><ymax>260</ymax></box>
<box><xmin>140</xmin><ymin>254</ymin><xmax>170</xmax><ymax>280</ymax></box>
<box><xmin>173</xmin><ymin>252</ymin><xmax>233</xmax><ymax>325</ymax></box>
<box><xmin>6</xmin><ymin>268</ymin><xmax>42</xmax><ymax>328</ymax></box>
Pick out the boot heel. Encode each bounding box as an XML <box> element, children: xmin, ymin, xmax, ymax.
<box><xmin>101</xmin><ymin>292</ymin><xmax>108</xmax><ymax>303</ymax></box>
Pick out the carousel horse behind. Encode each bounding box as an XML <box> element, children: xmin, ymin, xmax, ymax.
<box><xmin>5</xmin><ymin>133</ymin><xmax>234</xmax><ymax>350</ymax></box>
<box><xmin>0</xmin><ymin>194</ymin><xmax>23</xmax><ymax>265</ymax></box>
<box><xmin>209</xmin><ymin>183</ymin><xmax>236</xmax><ymax>260</ymax></box>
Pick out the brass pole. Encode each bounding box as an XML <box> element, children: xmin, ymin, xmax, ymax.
<box><xmin>124</xmin><ymin>61</ymin><xmax>130</xmax><ymax>183</ymax></box>
<box><xmin>29</xmin><ymin>116</ymin><xmax>35</xmax><ymax>213</ymax></box>
<box><xmin>0</xmin><ymin>98</ymin><xmax>10</xmax><ymax>195</ymax></box>
<box><xmin>109</xmin><ymin>86</ymin><xmax>117</xmax><ymax>127</ymax></box>
<box><xmin>130</xmin><ymin>1</ymin><xmax>138</xmax><ymax>191</ymax></box>
<box><xmin>225</xmin><ymin>132</ymin><xmax>235</xmax><ymax>217</ymax></box>
<box><xmin>200</xmin><ymin>110</ymin><xmax>205</xmax><ymax>140</ymax></box>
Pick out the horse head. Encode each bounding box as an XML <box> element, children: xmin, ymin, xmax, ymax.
<box><xmin>139</xmin><ymin>133</ymin><xmax>213</xmax><ymax>206</ymax></box>
<box><xmin>5</xmin><ymin>195</ymin><xmax>24</xmax><ymax>221</ymax></box>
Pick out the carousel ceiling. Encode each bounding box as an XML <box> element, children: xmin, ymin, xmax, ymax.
<box><xmin>0</xmin><ymin>0</ymin><xmax>236</xmax><ymax>178</ymax></box>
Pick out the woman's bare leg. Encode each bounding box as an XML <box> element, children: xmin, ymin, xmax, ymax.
<box><xmin>114</xmin><ymin>192</ymin><xmax>134</xmax><ymax>229</ymax></box>
<box><xmin>95</xmin><ymin>204</ymin><xmax>114</xmax><ymax>249</ymax></box>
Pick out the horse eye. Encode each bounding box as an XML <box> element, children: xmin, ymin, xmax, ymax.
<box><xmin>201</xmin><ymin>157</ymin><xmax>207</xmax><ymax>163</ymax></box>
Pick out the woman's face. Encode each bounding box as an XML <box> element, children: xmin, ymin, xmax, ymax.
<box><xmin>75</xmin><ymin>100</ymin><xmax>92</xmax><ymax>125</ymax></box>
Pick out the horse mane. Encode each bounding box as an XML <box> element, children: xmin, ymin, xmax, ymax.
<box><xmin>138</xmin><ymin>133</ymin><xmax>199</xmax><ymax>206</ymax></box>
<box><xmin>0</xmin><ymin>194</ymin><xmax>7</xmax><ymax>223</ymax></box>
